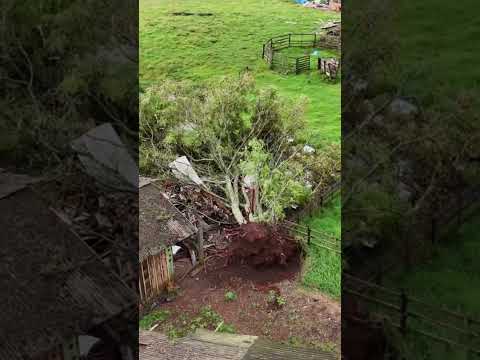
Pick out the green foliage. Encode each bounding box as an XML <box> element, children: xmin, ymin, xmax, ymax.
<box><xmin>296</xmin><ymin>142</ymin><xmax>341</xmax><ymax>190</ymax></box>
<box><xmin>224</xmin><ymin>291</ymin><xmax>237</xmax><ymax>302</ymax></box>
<box><xmin>266</xmin><ymin>290</ymin><xmax>286</xmax><ymax>308</ymax></box>
<box><xmin>160</xmin><ymin>306</ymin><xmax>237</xmax><ymax>340</ymax></box>
<box><xmin>140</xmin><ymin>0</ymin><xmax>340</xmax><ymax>149</ymax></box>
<box><xmin>191</xmin><ymin>306</ymin><xmax>223</xmax><ymax>329</ymax></box>
<box><xmin>240</xmin><ymin>139</ymin><xmax>311</xmax><ymax>222</ymax></box>
<box><xmin>1</xmin><ymin>0</ymin><xmax>137</xmax><ymax>167</ymax></box>
<box><xmin>217</xmin><ymin>323</ymin><xmax>236</xmax><ymax>334</ymax></box>
<box><xmin>140</xmin><ymin>75</ymin><xmax>313</xmax><ymax>222</ymax></box>
<box><xmin>276</xmin><ymin>295</ymin><xmax>287</xmax><ymax>307</ymax></box>
<box><xmin>139</xmin><ymin>310</ymin><xmax>170</xmax><ymax>330</ymax></box>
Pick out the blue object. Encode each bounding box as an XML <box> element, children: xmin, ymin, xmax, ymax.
<box><xmin>295</xmin><ymin>0</ymin><xmax>308</xmax><ymax>4</ymax></box>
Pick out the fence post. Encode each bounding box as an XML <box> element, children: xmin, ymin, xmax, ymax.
<box><xmin>457</xmin><ymin>195</ymin><xmax>463</xmax><ymax>227</ymax></box>
<box><xmin>465</xmin><ymin>316</ymin><xmax>472</xmax><ymax>360</ymax></box>
<box><xmin>400</xmin><ymin>289</ymin><xmax>408</xmax><ymax>336</ymax></box>
<box><xmin>262</xmin><ymin>43</ymin><xmax>265</xmax><ymax>59</ymax></box>
<box><xmin>289</xmin><ymin>33</ymin><xmax>291</xmax><ymax>47</ymax></box>
<box><xmin>314</xmin><ymin>33</ymin><xmax>317</xmax><ymax>46</ymax></box>
<box><xmin>377</xmin><ymin>260</ymin><xmax>383</xmax><ymax>285</ymax></box>
<box><xmin>307</xmin><ymin>226</ymin><xmax>311</xmax><ymax>245</ymax></box>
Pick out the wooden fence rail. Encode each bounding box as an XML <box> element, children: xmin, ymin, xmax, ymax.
<box><xmin>281</xmin><ymin>181</ymin><xmax>341</xmax><ymax>254</ymax></box>
<box><xmin>344</xmin><ymin>273</ymin><xmax>480</xmax><ymax>357</ymax></box>
<box><xmin>262</xmin><ymin>33</ymin><xmax>333</xmax><ymax>74</ymax></box>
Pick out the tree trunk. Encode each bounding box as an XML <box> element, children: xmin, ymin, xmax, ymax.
<box><xmin>225</xmin><ymin>175</ymin><xmax>246</xmax><ymax>224</ymax></box>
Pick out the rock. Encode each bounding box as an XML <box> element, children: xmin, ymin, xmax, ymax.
<box><xmin>303</xmin><ymin>145</ymin><xmax>316</xmax><ymax>154</ymax></box>
<box><xmin>397</xmin><ymin>159</ymin><xmax>414</xmax><ymax>178</ymax></box>
<box><xmin>353</xmin><ymin>79</ymin><xmax>368</xmax><ymax>95</ymax></box>
<box><xmin>388</xmin><ymin>98</ymin><xmax>418</xmax><ymax>120</ymax></box>
<box><xmin>360</xmin><ymin>237</ymin><xmax>378</xmax><ymax>248</ymax></box>
<box><xmin>397</xmin><ymin>182</ymin><xmax>413</xmax><ymax>202</ymax></box>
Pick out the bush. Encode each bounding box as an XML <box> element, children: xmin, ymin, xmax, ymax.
<box><xmin>224</xmin><ymin>291</ymin><xmax>237</xmax><ymax>302</ymax></box>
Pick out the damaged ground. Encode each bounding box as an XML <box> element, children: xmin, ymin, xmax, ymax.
<box><xmin>141</xmin><ymin>180</ymin><xmax>340</xmax><ymax>354</ymax></box>
<box><xmin>144</xmin><ymin>257</ymin><xmax>340</xmax><ymax>354</ymax></box>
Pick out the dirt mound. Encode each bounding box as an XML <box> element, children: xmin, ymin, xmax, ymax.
<box><xmin>225</xmin><ymin>223</ymin><xmax>299</xmax><ymax>267</ymax></box>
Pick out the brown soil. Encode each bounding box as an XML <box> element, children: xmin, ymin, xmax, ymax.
<box><xmin>154</xmin><ymin>256</ymin><xmax>340</xmax><ymax>352</ymax></box>
<box><xmin>225</xmin><ymin>223</ymin><xmax>299</xmax><ymax>267</ymax></box>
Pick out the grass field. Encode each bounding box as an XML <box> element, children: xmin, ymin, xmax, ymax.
<box><xmin>140</xmin><ymin>0</ymin><xmax>340</xmax><ymax>148</ymax></box>
<box><xmin>302</xmin><ymin>195</ymin><xmax>341</xmax><ymax>298</ymax></box>
<box><xmin>387</xmin><ymin>215</ymin><xmax>480</xmax><ymax>359</ymax></box>
<box><xmin>386</xmin><ymin>3</ymin><xmax>480</xmax><ymax>357</ymax></box>
<box><xmin>140</xmin><ymin>0</ymin><xmax>341</xmax><ymax>294</ymax></box>
<box><xmin>394</xmin><ymin>0</ymin><xmax>480</xmax><ymax>108</ymax></box>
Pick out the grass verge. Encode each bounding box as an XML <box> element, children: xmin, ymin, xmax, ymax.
<box><xmin>301</xmin><ymin>195</ymin><xmax>341</xmax><ymax>298</ymax></box>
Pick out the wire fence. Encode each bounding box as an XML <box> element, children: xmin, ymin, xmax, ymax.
<box><xmin>344</xmin><ymin>186</ymin><xmax>480</xmax><ymax>358</ymax></box>
<box><xmin>282</xmin><ymin>181</ymin><xmax>341</xmax><ymax>253</ymax></box>
<box><xmin>344</xmin><ymin>273</ymin><xmax>480</xmax><ymax>358</ymax></box>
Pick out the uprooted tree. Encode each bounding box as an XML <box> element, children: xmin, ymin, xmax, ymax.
<box><xmin>140</xmin><ymin>74</ymin><xmax>340</xmax><ymax>225</ymax></box>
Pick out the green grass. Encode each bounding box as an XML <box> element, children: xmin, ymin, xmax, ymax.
<box><xmin>387</xmin><ymin>215</ymin><xmax>480</xmax><ymax>359</ymax></box>
<box><xmin>140</xmin><ymin>0</ymin><xmax>340</xmax><ymax>148</ymax></box>
<box><xmin>394</xmin><ymin>0</ymin><xmax>480</xmax><ymax>108</ymax></box>
<box><xmin>140</xmin><ymin>0</ymin><xmax>341</xmax><ymax>296</ymax></box>
<box><xmin>140</xmin><ymin>309</ymin><xmax>170</xmax><ymax>330</ymax></box>
<box><xmin>301</xmin><ymin>195</ymin><xmax>341</xmax><ymax>298</ymax></box>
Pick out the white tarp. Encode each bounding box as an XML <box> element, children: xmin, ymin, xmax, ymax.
<box><xmin>168</xmin><ymin>156</ymin><xmax>204</xmax><ymax>186</ymax></box>
<box><xmin>71</xmin><ymin>123</ymin><xmax>138</xmax><ymax>191</ymax></box>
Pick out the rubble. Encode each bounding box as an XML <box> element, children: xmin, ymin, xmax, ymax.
<box><xmin>163</xmin><ymin>181</ymin><xmax>234</xmax><ymax>227</ymax></box>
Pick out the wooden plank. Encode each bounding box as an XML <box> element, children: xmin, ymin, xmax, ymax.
<box><xmin>191</xmin><ymin>329</ymin><xmax>257</xmax><ymax>349</ymax></box>
<box><xmin>139</xmin><ymin>330</ymin><xmax>249</xmax><ymax>360</ymax></box>
<box><xmin>244</xmin><ymin>339</ymin><xmax>337</xmax><ymax>360</ymax></box>
<box><xmin>140</xmin><ymin>261</ymin><xmax>148</xmax><ymax>300</ymax></box>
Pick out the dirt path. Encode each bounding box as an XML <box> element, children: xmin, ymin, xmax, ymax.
<box><xmin>155</xmin><ymin>258</ymin><xmax>340</xmax><ymax>352</ymax></box>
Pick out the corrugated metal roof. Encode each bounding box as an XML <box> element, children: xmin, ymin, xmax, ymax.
<box><xmin>0</xmin><ymin>188</ymin><xmax>136</xmax><ymax>360</ymax></box>
<box><xmin>139</xmin><ymin>182</ymin><xmax>196</xmax><ymax>260</ymax></box>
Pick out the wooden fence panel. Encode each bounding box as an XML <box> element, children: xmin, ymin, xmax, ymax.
<box><xmin>295</xmin><ymin>56</ymin><xmax>310</xmax><ymax>74</ymax></box>
<box><xmin>139</xmin><ymin>250</ymin><xmax>173</xmax><ymax>303</ymax></box>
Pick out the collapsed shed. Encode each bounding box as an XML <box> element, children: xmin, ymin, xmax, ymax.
<box><xmin>139</xmin><ymin>178</ymin><xmax>197</xmax><ymax>302</ymax></box>
<box><xmin>0</xmin><ymin>176</ymin><xmax>136</xmax><ymax>360</ymax></box>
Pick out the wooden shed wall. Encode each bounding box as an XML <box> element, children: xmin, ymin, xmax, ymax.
<box><xmin>139</xmin><ymin>248</ymin><xmax>174</xmax><ymax>302</ymax></box>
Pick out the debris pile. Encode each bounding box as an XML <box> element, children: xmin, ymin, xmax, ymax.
<box><xmin>44</xmin><ymin>165</ymin><xmax>138</xmax><ymax>284</ymax></box>
<box><xmin>224</xmin><ymin>223</ymin><xmax>299</xmax><ymax>267</ymax></box>
<box><xmin>163</xmin><ymin>181</ymin><xmax>234</xmax><ymax>227</ymax></box>
<box><xmin>36</xmin><ymin>123</ymin><xmax>139</xmax><ymax>289</ymax></box>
